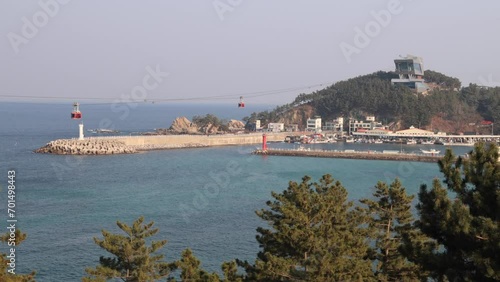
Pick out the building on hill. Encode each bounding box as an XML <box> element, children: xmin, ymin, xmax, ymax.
<box><xmin>268</xmin><ymin>123</ymin><xmax>284</xmax><ymax>132</ymax></box>
<box><xmin>391</xmin><ymin>54</ymin><xmax>429</xmax><ymax>93</ymax></box>
<box><xmin>323</xmin><ymin>117</ymin><xmax>344</xmax><ymax>134</ymax></box>
<box><xmin>306</xmin><ymin>116</ymin><xmax>322</xmax><ymax>132</ymax></box>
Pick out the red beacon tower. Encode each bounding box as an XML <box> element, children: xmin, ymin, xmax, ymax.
<box><xmin>71</xmin><ymin>102</ymin><xmax>82</xmax><ymax>119</ymax></box>
<box><xmin>238</xmin><ymin>96</ymin><xmax>245</xmax><ymax>108</ymax></box>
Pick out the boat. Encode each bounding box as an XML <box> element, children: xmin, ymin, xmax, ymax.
<box><xmin>310</xmin><ymin>139</ymin><xmax>329</xmax><ymax>144</ymax></box>
<box><xmin>345</xmin><ymin>138</ymin><xmax>355</xmax><ymax>143</ymax></box>
<box><xmin>421</xmin><ymin>140</ymin><xmax>434</xmax><ymax>145</ymax></box>
<box><xmin>87</xmin><ymin>128</ymin><xmax>119</xmax><ymax>134</ymax></box>
<box><xmin>96</xmin><ymin>129</ymin><xmax>119</xmax><ymax>134</ymax></box>
<box><xmin>421</xmin><ymin>149</ymin><xmax>440</xmax><ymax>154</ymax></box>
<box><xmin>406</xmin><ymin>139</ymin><xmax>417</xmax><ymax>145</ymax></box>
<box><xmin>374</xmin><ymin>139</ymin><xmax>383</xmax><ymax>144</ymax></box>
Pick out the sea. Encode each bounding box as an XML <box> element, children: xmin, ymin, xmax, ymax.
<box><xmin>0</xmin><ymin>102</ymin><xmax>473</xmax><ymax>281</ymax></box>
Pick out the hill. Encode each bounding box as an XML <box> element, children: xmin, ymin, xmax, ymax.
<box><xmin>245</xmin><ymin>71</ymin><xmax>500</xmax><ymax>134</ymax></box>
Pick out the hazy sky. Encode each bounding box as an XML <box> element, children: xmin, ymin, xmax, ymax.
<box><xmin>1</xmin><ymin>0</ymin><xmax>499</xmax><ymax>105</ymax></box>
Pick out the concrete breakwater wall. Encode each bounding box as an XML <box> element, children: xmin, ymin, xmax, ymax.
<box><xmin>253</xmin><ymin>149</ymin><xmax>441</xmax><ymax>163</ymax></box>
<box><xmin>35</xmin><ymin>133</ymin><xmax>288</xmax><ymax>155</ymax></box>
<box><xmin>35</xmin><ymin>139</ymin><xmax>136</xmax><ymax>155</ymax></box>
<box><xmin>115</xmin><ymin>133</ymin><xmax>288</xmax><ymax>148</ymax></box>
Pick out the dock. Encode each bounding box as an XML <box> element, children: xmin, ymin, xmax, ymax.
<box><xmin>253</xmin><ymin>148</ymin><xmax>441</xmax><ymax>163</ymax></box>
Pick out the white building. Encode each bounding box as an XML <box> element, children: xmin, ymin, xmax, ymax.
<box><xmin>268</xmin><ymin>123</ymin><xmax>284</xmax><ymax>132</ymax></box>
<box><xmin>349</xmin><ymin>116</ymin><xmax>383</xmax><ymax>135</ymax></box>
<box><xmin>323</xmin><ymin>117</ymin><xmax>344</xmax><ymax>132</ymax></box>
<box><xmin>255</xmin><ymin>120</ymin><xmax>261</xmax><ymax>130</ymax></box>
<box><xmin>394</xmin><ymin>126</ymin><xmax>434</xmax><ymax>137</ymax></box>
<box><xmin>306</xmin><ymin>117</ymin><xmax>322</xmax><ymax>131</ymax></box>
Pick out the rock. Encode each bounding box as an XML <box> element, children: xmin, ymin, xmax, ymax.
<box><xmin>169</xmin><ymin>117</ymin><xmax>199</xmax><ymax>134</ymax></box>
<box><xmin>34</xmin><ymin>139</ymin><xmax>136</xmax><ymax>155</ymax></box>
<box><xmin>199</xmin><ymin>123</ymin><xmax>218</xmax><ymax>134</ymax></box>
<box><xmin>227</xmin><ymin>119</ymin><xmax>245</xmax><ymax>131</ymax></box>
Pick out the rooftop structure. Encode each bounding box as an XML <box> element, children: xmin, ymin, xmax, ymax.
<box><xmin>394</xmin><ymin>126</ymin><xmax>434</xmax><ymax>136</ymax></box>
<box><xmin>391</xmin><ymin>54</ymin><xmax>429</xmax><ymax>93</ymax></box>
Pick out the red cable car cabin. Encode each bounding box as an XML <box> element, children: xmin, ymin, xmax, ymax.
<box><xmin>71</xmin><ymin>112</ymin><xmax>82</xmax><ymax>119</ymax></box>
<box><xmin>71</xmin><ymin>102</ymin><xmax>82</xmax><ymax>119</ymax></box>
<box><xmin>238</xmin><ymin>96</ymin><xmax>245</xmax><ymax>108</ymax></box>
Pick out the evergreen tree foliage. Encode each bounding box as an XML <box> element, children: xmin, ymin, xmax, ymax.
<box><xmin>0</xmin><ymin>230</ymin><xmax>36</xmax><ymax>282</ymax></box>
<box><xmin>221</xmin><ymin>261</ymin><xmax>243</xmax><ymax>282</ymax></box>
<box><xmin>360</xmin><ymin>179</ymin><xmax>425</xmax><ymax>281</ymax></box>
<box><xmin>241</xmin><ymin>174</ymin><xmax>375</xmax><ymax>281</ymax></box>
<box><xmin>192</xmin><ymin>114</ymin><xmax>229</xmax><ymax>132</ymax></box>
<box><xmin>416</xmin><ymin>142</ymin><xmax>500</xmax><ymax>281</ymax></box>
<box><xmin>173</xmin><ymin>248</ymin><xmax>219</xmax><ymax>282</ymax></box>
<box><xmin>83</xmin><ymin>216</ymin><xmax>175</xmax><ymax>282</ymax></box>
<box><xmin>424</xmin><ymin>70</ymin><xmax>461</xmax><ymax>89</ymax></box>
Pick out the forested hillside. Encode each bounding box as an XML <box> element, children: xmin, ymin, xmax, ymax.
<box><xmin>245</xmin><ymin>71</ymin><xmax>500</xmax><ymax>134</ymax></box>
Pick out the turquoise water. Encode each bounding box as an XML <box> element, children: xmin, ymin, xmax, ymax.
<box><xmin>0</xmin><ymin>103</ymin><xmax>472</xmax><ymax>281</ymax></box>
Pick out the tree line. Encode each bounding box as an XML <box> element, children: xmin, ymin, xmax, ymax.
<box><xmin>2</xmin><ymin>143</ymin><xmax>499</xmax><ymax>281</ymax></box>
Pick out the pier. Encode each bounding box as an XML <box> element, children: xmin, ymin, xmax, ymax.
<box><xmin>35</xmin><ymin>133</ymin><xmax>289</xmax><ymax>155</ymax></box>
<box><xmin>253</xmin><ymin>148</ymin><xmax>442</xmax><ymax>162</ymax></box>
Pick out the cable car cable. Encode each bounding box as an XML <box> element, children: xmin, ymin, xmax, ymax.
<box><xmin>0</xmin><ymin>81</ymin><xmax>334</xmax><ymax>103</ymax></box>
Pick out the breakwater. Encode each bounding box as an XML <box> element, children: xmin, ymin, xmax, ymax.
<box><xmin>35</xmin><ymin>133</ymin><xmax>288</xmax><ymax>155</ymax></box>
<box><xmin>253</xmin><ymin>148</ymin><xmax>441</xmax><ymax>163</ymax></box>
<box><xmin>35</xmin><ymin>139</ymin><xmax>136</xmax><ymax>155</ymax></box>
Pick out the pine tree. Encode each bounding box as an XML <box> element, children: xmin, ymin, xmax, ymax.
<box><xmin>83</xmin><ymin>216</ymin><xmax>175</xmax><ymax>282</ymax></box>
<box><xmin>360</xmin><ymin>179</ymin><xmax>425</xmax><ymax>281</ymax></box>
<box><xmin>221</xmin><ymin>261</ymin><xmax>243</xmax><ymax>282</ymax></box>
<box><xmin>0</xmin><ymin>229</ymin><xmax>36</xmax><ymax>282</ymax></box>
<box><xmin>241</xmin><ymin>174</ymin><xmax>375</xmax><ymax>281</ymax></box>
<box><xmin>416</xmin><ymin>142</ymin><xmax>500</xmax><ymax>281</ymax></box>
<box><xmin>174</xmin><ymin>248</ymin><xmax>219</xmax><ymax>282</ymax></box>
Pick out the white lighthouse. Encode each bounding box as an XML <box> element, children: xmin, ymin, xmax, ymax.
<box><xmin>79</xmin><ymin>123</ymin><xmax>84</xmax><ymax>140</ymax></box>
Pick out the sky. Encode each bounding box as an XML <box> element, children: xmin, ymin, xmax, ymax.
<box><xmin>1</xmin><ymin>0</ymin><xmax>500</xmax><ymax>105</ymax></box>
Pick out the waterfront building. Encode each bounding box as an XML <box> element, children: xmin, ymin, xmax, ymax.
<box><xmin>394</xmin><ymin>126</ymin><xmax>435</xmax><ymax>137</ymax></box>
<box><xmin>364</xmin><ymin>128</ymin><xmax>391</xmax><ymax>135</ymax></box>
<box><xmin>306</xmin><ymin>116</ymin><xmax>322</xmax><ymax>131</ymax></box>
<box><xmin>391</xmin><ymin>54</ymin><xmax>429</xmax><ymax>93</ymax></box>
<box><xmin>268</xmin><ymin>123</ymin><xmax>284</xmax><ymax>132</ymax></box>
<box><xmin>285</xmin><ymin>124</ymin><xmax>299</xmax><ymax>132</ymax></box>
<box><xmin>255</xmin><ymin>120</ymin><xmax>261</xmax><ymax>130</ymax></box>
<box><xmin>348</xmin><ymin>117</ymin><xmax>384</xmax><ymax>135</ymax></box>
<box><xmin>323</xmin><ymin>117</ymin><xmax>344</xmax><ymax>133</ymax></box>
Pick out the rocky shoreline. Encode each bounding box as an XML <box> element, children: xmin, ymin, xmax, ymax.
<box><xmin>35</xmin><ymin>139</ymin><xmax>137</xmax><ymax>155</ymax></box>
